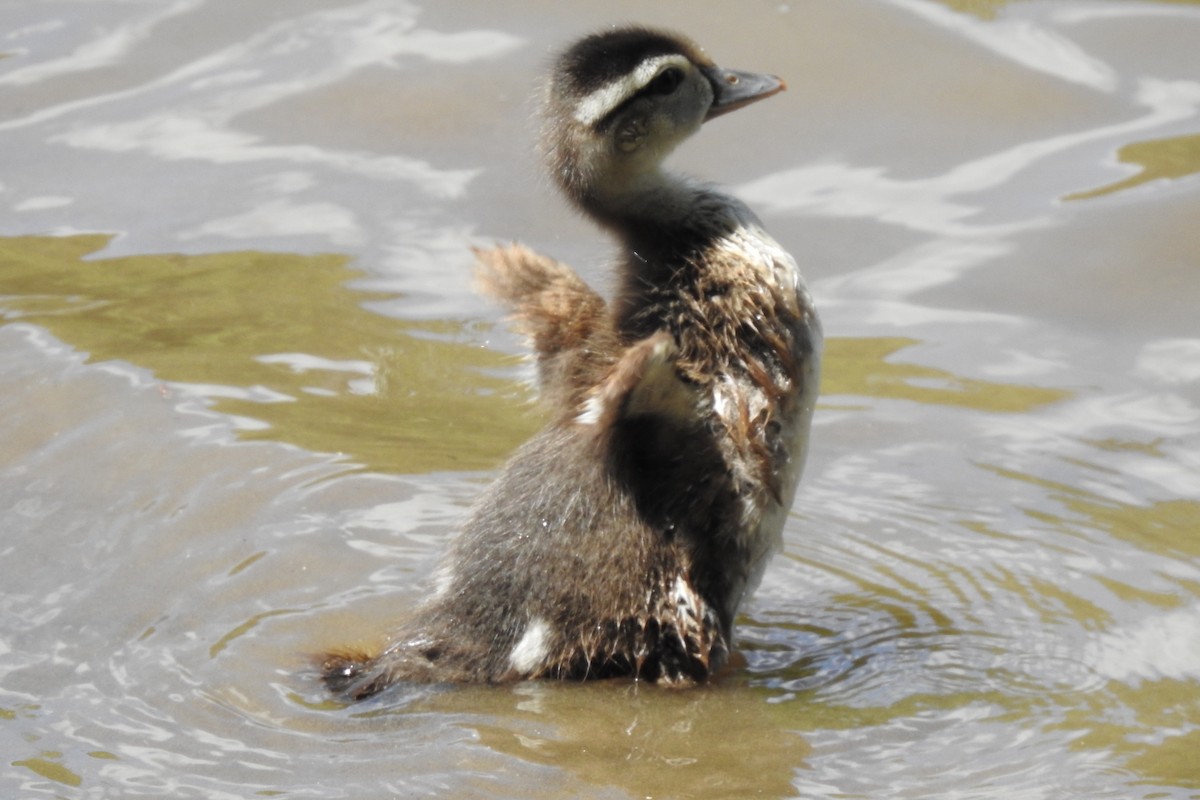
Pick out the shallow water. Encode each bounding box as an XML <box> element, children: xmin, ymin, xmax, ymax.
<box><xmin>2</xmin><ymin>0</ymin><xmax>1199</xmax><ymax>798</ymax></box>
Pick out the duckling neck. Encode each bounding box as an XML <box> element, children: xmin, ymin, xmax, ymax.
<box><xmin>580</xmin><ymin>168</ymin><xmax>773</xmax><ymax>338</ymax></box>
<box><xmin>587</xmin><ymin>169</ymin><xmax>755</xmax><ymax>279</ymax></box>
<box><xmin>582</xmin><ymin>168</ymin><xmax>729</xmax><ymax>233</ymax></box>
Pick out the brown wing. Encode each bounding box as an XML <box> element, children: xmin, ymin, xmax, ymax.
<box><xmin>474</xmin><ymin>243</ymin><xmax>619</xmax><ymax>407</ymax></box>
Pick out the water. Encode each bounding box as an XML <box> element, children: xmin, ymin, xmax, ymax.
<box><xmin>2</xmin><ymin>0</ymin><xmax>1199</xmax><ymax>797</ymax></box>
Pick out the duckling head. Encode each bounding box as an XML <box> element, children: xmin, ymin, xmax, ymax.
<box><xmin>541</xmin><ymin>26</ymin><xmax>785</xmax><ymax>220</ymax></box>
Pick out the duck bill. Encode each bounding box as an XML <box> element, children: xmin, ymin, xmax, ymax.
<box><xmin>702</xmin><ymin>67</ymin><xmax>786</xmax><ymax>121</ymax></box>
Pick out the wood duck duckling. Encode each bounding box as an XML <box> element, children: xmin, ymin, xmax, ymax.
<box><xmin>321</xmin><ymin>25</ymin><xmax>821</xmax><ymax>699</ymax></box>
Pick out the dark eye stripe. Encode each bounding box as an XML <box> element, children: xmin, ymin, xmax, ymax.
<box><xmin>647</xmin><ymin>67</ymin><xmax>683</xmax><ymax>96</ymax></box>
<box><xmin>594</xmin><ymin>68</ymin><xmax>686</xmax><ymax>132</ymax></box>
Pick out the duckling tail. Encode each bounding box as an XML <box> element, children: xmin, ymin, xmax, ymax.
<box><xmin>319</xmin><ymin>648</ymin><xmax>391</xmax><ymax>702</ymax></box>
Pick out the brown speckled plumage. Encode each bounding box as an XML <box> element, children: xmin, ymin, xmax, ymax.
<box><xmin>321</xmin><ymin>26</ymin><xmax>821</xmax><ymax>700</ymax></box>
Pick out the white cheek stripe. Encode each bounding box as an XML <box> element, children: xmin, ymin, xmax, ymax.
<box><xmin>573</xmin><ymin>54</ymin><xmax>693</xmax><ymax>126</ymax></box>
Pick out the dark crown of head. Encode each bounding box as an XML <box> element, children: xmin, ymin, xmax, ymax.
<box><xmin>555</xmin><ymin>27</ymin><xmax>710</xmax><ymax>95</ymax></box>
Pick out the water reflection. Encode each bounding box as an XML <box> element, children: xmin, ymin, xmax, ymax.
<box><xmin>2</xmin><ymin>231</ymin><xmax>1077</xmax><ymax>473</ymax></box>
<box><xmin>904</xmin><ymin>0</ymin><xmax>1117</xmax><ymax>89</ymax></box>
<box><xmin>740</xmin><ymin>76</ymin><xmax>1200</xmax><ymax>236</ymax></box>
<box><xmin>402</xmin><ymin>682</ymin><xmax>810</xmax><ymax>799</ymax></box>
<box><xmin>0</xmin><ymin>0</ymin><xmax>519</xmax><ymax>207</ymax></box>
<box><xmin>823</xmin><ymin>336</ymin><xmax>1069</xmax><ymax>412</ymax></box>
<box><xmin>0</xmin><ymin>232</ymin><xmax>537</xmax><ymax>473</ymax></box>
<box><xmin>1068</xmin><ymin>132</ymin><xmax>1200</xmax><ymax>200</ymax></box>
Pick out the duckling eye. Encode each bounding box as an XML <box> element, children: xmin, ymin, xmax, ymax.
<box><xmin>647</xmin><ymin>67</ymin><xmax>683</xmax><ymax>96</ymax></box>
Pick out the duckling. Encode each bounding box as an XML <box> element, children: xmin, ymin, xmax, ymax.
<box><xmin>321</xmin><ymin>25</ymin><xmax>821</xmax><ymax>699</ymax></box>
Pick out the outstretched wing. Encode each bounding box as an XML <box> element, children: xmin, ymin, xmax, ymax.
<box><xmin>474</xmin><ymin>243</ymin><xmax>617</xmax><ymax>406</ymax></box>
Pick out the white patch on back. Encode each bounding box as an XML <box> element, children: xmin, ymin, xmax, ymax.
<box><xmin>574</xmin><ymin>54</ymin><xmax>692</xmax><ymax>126</ymax></box>
<box><xmin>508</xmin><ymin>617</ymin><xmax>551</xmax><ymax>674</ymax></box>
